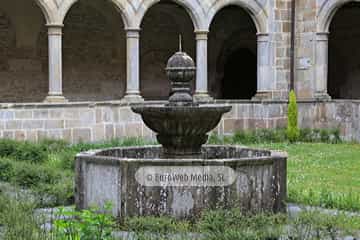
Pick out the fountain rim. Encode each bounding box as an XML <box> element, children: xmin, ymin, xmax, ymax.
<box><xmin>76</xmin><ymin>145</ymin><xmax>288</xmax><ymax>163</ymax></box>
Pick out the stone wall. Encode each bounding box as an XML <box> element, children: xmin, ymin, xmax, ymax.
<box><xmin>295</xmin><ymin>0</ymin><xmax>316</xmax><ymax>99</ymax></box>
<box><xmin>0</xmin><ymin>100</ymin><xmax>358</xmax><ymax>143</ymax></box>
<box><xmin>273</xmin><ymin>0</ymin><xmax>292</xmax><ymax>99</ymax></box>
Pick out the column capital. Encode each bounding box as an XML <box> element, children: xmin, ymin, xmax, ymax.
<box><xmin>195</xmin><ymin>30</ymin><xmax>208</xmax><ymax>40</ymax></box>
<box><xmin>257</xmin><ymin>32</ymin><xmax>270</xmax><ymax>42</ymax></box>
<box><xmin>125</xmin><ymin>28</ymin><xmax>141</xmax><ymax>38</ymax></box>
<box><xmin>316</xmin><ymin>32</ymin><xmax>329</xmax><ymax>41</ymax></box>
<box><xmin>47</xmin><ymin>24</ymin><xmax>63</xmax><ymax>35</ymax></box>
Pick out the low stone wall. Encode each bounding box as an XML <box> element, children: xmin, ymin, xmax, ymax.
<box><xmin>0</xmin><ymin>100</ymin><xmax>358</xmax><ymax>143</ymax></box>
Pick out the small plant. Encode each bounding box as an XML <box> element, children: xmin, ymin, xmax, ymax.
<box><xmin>54</xmin><ymin>203</ymin><xmax>116</xmax><ymax>240</ymax></box>
<box><xmin>198</xmin><ymin>209</ymin><xmax>285</xmax><ymax>240</ymax></box>
<box><xmin>287</xmin><ymin>90</ymin><xmax>300</xmax><ymax>143</ymax></box>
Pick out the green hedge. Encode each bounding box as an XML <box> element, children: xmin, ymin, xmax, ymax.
<box><xmin>209</xmin><ymin>128</ymin><xmax>342</xmax><ymax>145</ymax></box>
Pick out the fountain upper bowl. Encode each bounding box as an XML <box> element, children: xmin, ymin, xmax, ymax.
<box><xmin>131</xmin><ymin>104</ymin><xmax>231</xmax><ymax>157</ymax></box>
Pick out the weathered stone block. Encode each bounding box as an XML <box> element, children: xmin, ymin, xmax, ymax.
<box><xmin>6</xmin><ymin>120</ymin><xmax>22</xmax><ymax>130</ymax></box>
<box><xmin>124</xmin><ymin>123</ymin><xmax>142</xmax><ymax>137</ymax></box>
<box><xmin>115</xmin><ymin>124</ymin><xmax>125</xmax><ymax>138</ymax></box>
<box><xmin>15</xmin><ymin>130</ymin><xmax>26</xmax><ymax>141</ymax></box>
<box><xmin>105</xmin><ymin>124</ymin><xmax>114</xmax><ymax>139</ymax></box>
<box><xmin>3</xmin><ymin>131</ymin><xmax>14</xmax><ymax>139</ymax></box>
<box><xmin>33</xmin><ymin>109</ymin><xmax>49</xmax><ymax>119</ymax></box>
<box><xmin>45</xmin><ymin>120</ymin><xmax>64</xmax><ymax>129</ymax></box>
<box><xmin>23</xmin><ymin>120</ymin><xmax>44</xmax><ymax>130</ymax></box>
<box><xmin>49</xmin><ymin>109</ymin><xmax>64</xmax><ymax>119</ymax></box>
<box><xmin>73</xmin><ymin>128</ymin><xmax>92</xmax><ymax>142</ymax></box>
<box><xmin>26</xmin><ymin>130</ymin><xmax>37</xmax><ymax>142</ymax></box>
<box><xmin>93</xmin><ymin>124</ymin><xmax>105</xmax><ymax>141</ymax></box>
<box><xmin>15</xmin><ymin>110</ymin><xmax>33</xmax><ymax>119</ymax></box>
<box><xmin>0</xmin><ymin>111</ymin><xmax>15</xmax><ymax>120</ymax></box>
<box><xmin>223</xmin><ymin>119</ymin><xmax>244</xmax><ymax>134</ymax></box>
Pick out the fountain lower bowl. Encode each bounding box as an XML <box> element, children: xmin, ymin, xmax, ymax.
<box><xmin>75</xmin><ymin>145</ymin><xmax>287</xmax><ymax>219</ymax></box>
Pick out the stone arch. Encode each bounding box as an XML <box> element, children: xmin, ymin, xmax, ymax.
<box><xmin>61</xmin><ymin>0</ymin><xmax>127</xmax><ymax>101</ymax></box>
<box><xmin>59</xmin><ymin>0</ymin><xmax>131</xmax><ymax>27</ymax></box>
<box><xmin>33</xmin><ymin>0</ymin><xmax>55</xmax><ymax>24</ymax></box>
<box><xmin>208</xmin><ymin>6</ymin><xmax>258</xmax><ymax>99</ymax></box>
<box><xmin>318</xmin><ymin>0</ymin><xmax>360</xmax><ymax>32</ymax></box>
<box><xmin>139</xmin><ymin>1</ymin><xmax>196</xmax><ymax>100</ymax></box>
<box><xmin>135</xmin><ymin>0</ymin><xmax>205</xmax><ymax>30</ymax></box>
<box><xmin>206</xmin><ymin>0</ymin><xmax>268</xmax><ymax>33</ymax></box>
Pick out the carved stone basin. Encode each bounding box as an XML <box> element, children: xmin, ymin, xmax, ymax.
<box><xmin>132</xmin><ymin>105</ymin><xmax>231</xmax><ymax>158</ymax></box>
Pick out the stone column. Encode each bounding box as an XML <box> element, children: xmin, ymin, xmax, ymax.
<box><xmin>253</xmin><ymin>33</ymin><xmax>272</xmax><ymax>100</ymax></box>
<box><xmin>194</xmin><ymin>30</ymin><xmax>212</xmax><ymax>101</ymax></box>
<box><xmin>315</xmin><ymin>32</ymin><xmax>331</xmax><ymax>100</ymax></box>
<box><xmin>44</xmin><ymin>24</ymin><xmax>67</xmax><ymax>103</ymax></box>
<box><xmin>123</xmin><ymin>28</ymin><xmax>143</xmax><ymax>102</ymax></box>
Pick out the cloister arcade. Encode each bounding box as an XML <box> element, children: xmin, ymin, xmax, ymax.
<box><xmin>0</xmin><ymin>0</ymin><xmax>268</xmax><ymax>103</ymax></box>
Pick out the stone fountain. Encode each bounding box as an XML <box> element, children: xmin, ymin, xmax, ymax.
<box><xmin>75</xmin><ymin>44</ymin><xmax>287</xmax><ymax>219</ymax></box>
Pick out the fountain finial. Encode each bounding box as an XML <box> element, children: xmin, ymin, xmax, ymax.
<box><xmin>166</xmin><ymin>37</ymin><xmax>196</xmax><ymax>106</ymax></box>
<box><xmin>179</xmin><ymin>34</ymin><xmax>182</xmax><ymax>52</ymax></box>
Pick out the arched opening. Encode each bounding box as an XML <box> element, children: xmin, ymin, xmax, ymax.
<box><xmin>209</xmin><ymin>6</ymin><xmax>257</xmax><ymax>99</ymax></box>
<box><xmin>222</xmin><ymin>48</ymin><xmax>257</xmax><ymax>99</ymax></box>
<box><xmin>63</xmin><ymin>0</ymin><xmax>126</xmax><ymax>101</ymax></box>
<box><xmin>0</xmin><ymin>0</ymin><xmax>48</xmax><ymax>103</ymax></box>
<box><xmin>328</xmin><ymin>2</ymin><xmax>360</xmax><ymax>99</ymax></box>
<box><xmin>140</xmin><ymin>1</ymin><xmax>195</xmax><ymax>100</ymax></box>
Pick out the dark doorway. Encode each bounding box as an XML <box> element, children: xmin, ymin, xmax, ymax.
<box><xmin>222</xmin><ymin>48</ymin><xmax>257</xmax><ymax>99</ymax></box>
<box><xmin>328</xmin><ymin>2</ymin><xmax>360</xmax><ymax>99</ymax></box>
<box><xmin>208</xmin><ymin>5</ymin><xmax>257</xmax><ymax>99</ymax></box>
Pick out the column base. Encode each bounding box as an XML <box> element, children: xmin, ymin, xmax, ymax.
<box><xmin>252</xmin><ymin>91</ymin><xmax>273</xmax><ymax>101</ymax></box>
<box><xmin>314</xmin><ymin>92</ymin><xmax>332</xmax><ymax>100</ymax></box>
<box><xmin>44</xmin><ymin>95</ymin><xmax>68</xmax><ymax>103</ymax></box>
<box><xmin>121</xmin><ymin>94</ymin><xmax>144</xmax><ymax>103</ymax></box>
<box><xmin>194</xmin><ymin>92</ymin><xmax>213</xmax><ymax>103</ymax></box>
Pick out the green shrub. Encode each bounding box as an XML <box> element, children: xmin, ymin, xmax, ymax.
<box><xmin>35</xmin><ymin>173</ymin><xmax>74</xmax><ymax>207</ymax></box>
<box><xmin>298</xmin><ymin>128</ymin><xmax>342</xmax><ymax>144</ymax></box>
<box><xmin>198</xmin><ymin>209</ymin><xmax>285</xmax><ymax>240</ymax></box>
<box><xmin>287</xmin><ymin>90</ymin><xmax>300</xmax><ymax>142</ymax></box>
<box><xmin>12</xmin><ymin>162</ymin><xmax>59</xmax><ymax>188</ymax></box>
<box><xmin>57</xmin><ymin>150</ymin><xmax>77</xmax><ymax>170</ymax></box>
<box><xmin>39</xmin><ymin>139</ymin><xmax>69</xmax><ymax>153</ymax></box>
<box><xmin>124</xmin><ymin>216</ymin><xmax>191</xmax><ymax>235</ymax></box>
<box><xmin>0</xmin><ymin>139</ymin><xmax>47</xmax><ymax>163</ymax></box>
<box><xmin>0</xmin><ymin>158</ymin><xmax>14</xmax><ymax>181</ymax></box>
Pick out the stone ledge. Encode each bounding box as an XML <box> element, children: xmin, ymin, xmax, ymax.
<box><xmin>1</xmin><ymin>99</ymin><xmax>360</xmax><ymax>110</ymax></box>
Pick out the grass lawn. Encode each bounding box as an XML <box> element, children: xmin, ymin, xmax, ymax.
<box><xmin>0</xmin><ymin>137</ymin><xmax>359</xmax><ymax>211</ymax></box>
<box><xmin>1</xmin><ymin>137</ymin><xmax>360</xmax><ymax>239</ymax></box>
<box><xmin>250</xmin><ymin>142</ymin><xmax>360</xmax><ymax>211</ymax></box>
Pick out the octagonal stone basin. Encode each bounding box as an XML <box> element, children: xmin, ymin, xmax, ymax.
<box><xmin>75</xmin><ymin>145</ymin><xmax>287</xmax><ymax>220</ymax></box>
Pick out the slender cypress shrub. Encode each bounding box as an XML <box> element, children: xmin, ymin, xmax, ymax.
<box><xmin>287</xmin><ymin>90</ymin><xmax>300</xmax><ymax>142</ymax></box>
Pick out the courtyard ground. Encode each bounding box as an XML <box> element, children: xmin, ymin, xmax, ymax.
<box><xmin>253</xmin><ymin>142</ymin><xmax>360</xmax><ymax>211</ymax></box>
<box><xmin>1</xmin><ymin>137</ymin><xmax>360</xmax><ymax>239</ymax></box>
